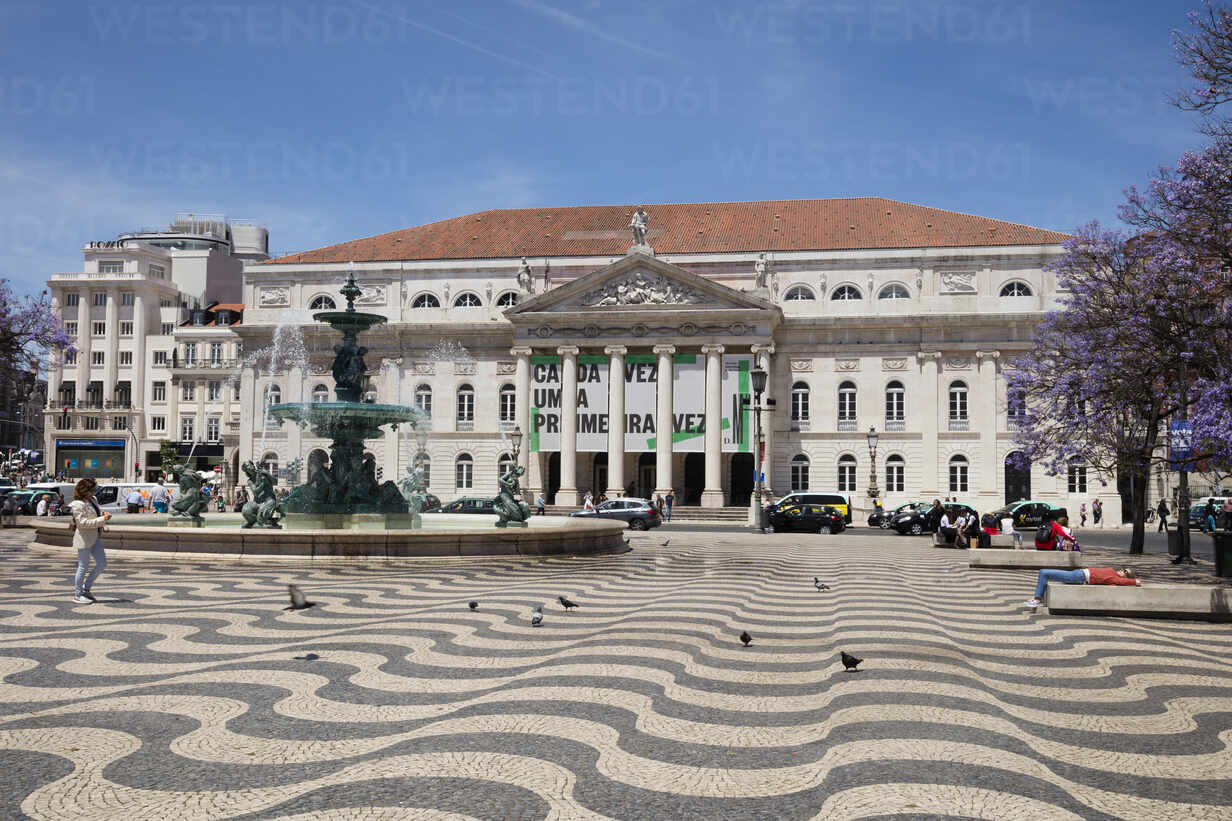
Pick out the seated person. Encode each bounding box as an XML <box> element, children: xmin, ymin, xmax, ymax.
<box><xmin>1000</xmin><ymin>514</ymin><xmax>1023</xmax><ymax>548</ymax></box>
<box><xmin>1024</xmin><ymin>567</ymin><xmax>1140</xmax><ymax>609</ymax></box>
<box><xmin>1035</xmin><ymin>515</ymin><xmax>1078</xmax><ymax>551</ymax></box>
<box><xmin>938</xmin><ymin>509</ymin><xmax>958</xmax><ymax>545</ymax></box>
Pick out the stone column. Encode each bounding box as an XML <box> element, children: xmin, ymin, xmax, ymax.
<box><xmin>47</xmin><ymin>295</ymin><xmax>63</xmax><ymax>405</ymax></box>
<box><xmin>917</xmin><ymin>351</ymin><xmax>942</xmax><ymax>496</ymax></box>
<box><xmin>131</xmin><ymin>292</ymin><xmax>147</xmax><ymax>430</ymax></box>
<box><xmin>168</xmin><ymin>372</ymin><xmax>181</xmax><ymax>445</ymax></box>
<box><xmin>653</xmin><ymin>344</ymin><xmax>675</xmax><ymax>498</ymax></box>
<box><xmin>75</xmin><ymin>289</ymin><xmax>90</xmax><ymax>405</ymax></box>
<box><xmin>605</xmin><ymin>346</ymin><xmax>627</xmax><ymax>498</ymax></box>
<box><xmin>557</xmin><ymin>346</ymin><xmax>580</xmax><ymax>504</ymax></box>
<box><xmin>751</xmin><ymin>343</ymin><xmax>776</xmax><ymax>497</ymax></box>
<box><xmin>976</xmin><ymin>350</ymin><xmax>1001</xmax><ymax>501</ymax></box>
<box><xmin>103</xmin><ymin>287</ymin><xmax>119</xmax><ymax>402</ymax></box>
<box><xmin>512</xmin><ymin>346</ymin><xmax>533</xmax><ymax>490</ymax></box>
<box><xmin>238</xmin><ymin>365</ymin><xmax>256</xmax><ymax>467</ymax></box>
<box><xmin>701</xmin><ymin>344</ymin><xmax>725</xmax><ymax>507</ymax></box>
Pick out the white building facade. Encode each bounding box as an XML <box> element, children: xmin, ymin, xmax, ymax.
<box><xmin>235</xmin><ymin>198</ymin><xmax>1122</xmax><ymax>522</ymax></box>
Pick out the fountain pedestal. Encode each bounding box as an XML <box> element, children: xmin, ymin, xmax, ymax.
<box><xmin>283</xmin><ymin>512</ymin><xmax>420</xmax><ymax>530</ymax></box>
<box><xmin>167</xmin><ymin>519</ymin><xmax>205</xmax><ymax>529</ymax></box>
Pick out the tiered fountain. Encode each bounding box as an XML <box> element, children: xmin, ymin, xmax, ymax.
<box><xmin>268</xmin><ymin>272</ymin><xmax>427</xmax><ymax>529</ymax></box>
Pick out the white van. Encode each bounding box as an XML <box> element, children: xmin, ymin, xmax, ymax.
<box><xmin>95</xmin><ymin>483</ymin><xmax>165</xmax><ymax>514</ymax></box>
<box><xmin>24</xmin><ymin>482</ymin><xmax>75</xmax><ymax>504</ymax></box>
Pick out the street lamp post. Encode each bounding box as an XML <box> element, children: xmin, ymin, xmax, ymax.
<box><xmin>866</xmin><ymin>426</ymin><xmax>880</xmax><ymax>510</ymax></box>
<box><xmin>414</xmin><ymin>425</ymin><xmax>429</xmax><ymax>493</ymax></box>
<box><xmin>509</xmin><ymin>424</ymin><xmax>523</xmax><ymax>464</ymax></box>
<box><xmin>742</xmin><ymin>367</ymin><xmax>769</xmax><ymax>532</ymax></box>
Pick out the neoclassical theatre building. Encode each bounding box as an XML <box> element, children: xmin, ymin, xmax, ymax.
<box><xmin>237</xmin><ymin>197</ymin><xmax>1116</xmax><ymax>519</ymax></box>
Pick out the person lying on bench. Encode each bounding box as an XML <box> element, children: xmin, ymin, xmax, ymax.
<box><xmin>1023</xmin><ymin>567</ymin><xmax>1139</xmax><ymax>609</ymax></box>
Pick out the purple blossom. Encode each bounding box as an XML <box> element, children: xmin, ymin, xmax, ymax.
<box><xmin>0</xmin><ymin>280</ymin><xmax>74</xmax><ymax>383</ymax></box>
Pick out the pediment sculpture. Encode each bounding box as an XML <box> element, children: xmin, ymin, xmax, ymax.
<box><xmin>578</xmin><ymin>271</ymin><xmax>705</xmax><ymax>307</ymax></box>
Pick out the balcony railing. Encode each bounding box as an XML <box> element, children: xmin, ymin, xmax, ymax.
<box><xmin>49</xmin><ymin>400</ymin><xmax>135</xmax><ymax>411</ymax></box>
<box><xmin>1007</xmin><ymin>416</ymin><xmax>1024</xmax><ymax>431</ymax></box>
<box><xmin>948</xmin><ymin>417</ymin><xmax>969</xmax><ymax>431</ymax></box>
<box><xmin>789</xmin><ymin>417</ymin><xmax>809</xmax><ymax>432</ymax></box>
<box><xmin>884</xmin><ymin>419</ymin><xmax>905</xmax><ymax>431</ymax></box>
<box><xmin>837</xmin><ymin>418</ymin><xmax>858</xmax><ymax>431</ymax></box>
<box><xmin>50</xmin><ymin>271</ymin><xmax>150</xmax><ymax>281</ymax></box>
<box><xmin>456</xmin><ymin>420</ymin><xmax>475</xmax><ymax>431</ymax></box>
<box><xmin>171</xmin><ymin>358</ymin><xmax>240</xmax><ymax>370</ymax></box>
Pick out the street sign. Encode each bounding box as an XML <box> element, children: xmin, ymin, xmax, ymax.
<box><xmin>213</xmin><ymin>466</ymin><xmax>221</xmax><ymax>474</ymax></box>
<box><xmin>1169</xmin><ymin>420</ymin><xmax>1195</xmax><ymax>471</ymax></box>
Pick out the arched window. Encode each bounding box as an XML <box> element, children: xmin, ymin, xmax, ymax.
<box><xmin>411</xmin><ymin>293</ymin><xmax>440</xmax><ymax>309</ymax></box>
<box><xmin>1067</xmin><ymin>460</ymin><xmax>1087</xmax><ymax>494</ymax></box>
<box><xmin>878</xmin><ymin>284</ymin><xmax>909</xmax><ymax>300</ymax></box>
<box><xmin>496</xmin><ymin>291</ymin><xmax>519</xmax><ymax>307</ymax></box>
<box><xmin>886</xmin><ymin>454</ymin><xmax>905</xmax><ymax>492</ymax></box>
<box><xmin>1007</xmin><ymin>387</ymin><xmax>1027</xmax><ymax>428</ymax></box>
<box><xmin>264</xmin><ymin>384</ymin><xmax>281</xmax><ymax>406</ymax></box>
<box><xmin>831</xmin><ymin>284</ymin><xmax>863</xmax><ymax>300</ymax></box>
<box><xmin>455</xmin><ymin>452</ymin><xmax>473</xmax><ymax>489</ymax></box>
<box><xmin>453</xmin><ymin>292</ymin><xmax>482</xmax><ymax>307</ymax></box>
<box><xmin>498</xmin><ymin>452</ymin><xmax>515</xmax><ymax>477</ymax></box>
<box><xmin>999</xmin><ymin>281</ymin><xmax>1032</xmax><ymax>297</ymax></box>
<box><xmin>415</xmin><ymin>383</ymin><xmax>432</xmax><ymax>415</ymax></box>
<box><xmin>790</xmin><ymin>454</ymin><xmax>810</xmax><ymax>491</ymax></box>
<box><xmin>791</xmin><ymin>381</ymin><xmax>810</xmax><ymax>422</ymax></box>
<box><xmin>949</xmin><ymin>455</ymin><xmax>969</xmax><ymax>493</ymax></box>
<box><xmin>499</xmin><ymin>384</ymin><xmax>516</xmax><ymax>423</ymax></box>
<box><xmin>456</xmin><ymin>383</ymin><xmax>474</xmax><ymax>424</ymax></box>
<box><xmin>309</xmin><ymin>295</ymin><xmax>336</xmax><ymax>310</ymax></box>
<box><xmin>260</xmin><ymin>452</ymin><xmax>279</xmax><ymax>478</ymax></box>
<box><xmin>311</xmin><ymin>384</ymin><xmax>329</xmax><ymax>403</ymax></box>
<box><xmin>837</xmin><ymin>381</ymin><xmax>857</xmax><ymax>426</ymax></box>
<box><xmin>885</xmin><ymin>380</ymin><xmax>905</xmax><ymax>424</ymax></box>
<box><xmin>784</xmin><ymin>285</ymin><xmax>815</xmax><ymax>301</ymax></box>
<box><xmin>419</xmin><ymin>455</ymin><xmax>431</xmax><ymax>488</ymax></box>
<box><xmin>948</xmin><ymin>381</ymin><xmax>968</xmax><ymax>424</ymax></box>
<box><xmin>838</xmin><ymin>454</ymin><xmax>856</xmax><ymax>492</ymax></box>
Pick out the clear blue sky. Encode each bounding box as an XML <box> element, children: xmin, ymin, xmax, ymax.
<box><xmin>0</xmin><ymin>0</ymin><xmax>1207</xmax><ymax>296</ymax></box>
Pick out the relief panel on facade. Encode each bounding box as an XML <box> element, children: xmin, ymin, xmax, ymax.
<box><xmin>355</xmin><ymin>284</ymin><xmax>387</xmax><ymax>306</ymax></box>
<box><xmin>258</xmin><ymin>287</ymin><xmax>290</xmax><ymax>307</ymax></box>
<box><xmin>834</xmin><ymin>359</ymin><xmax>860</xmax><ymax>371</ymax></box>
<box><xmin>576</xmin><ymin>271</ymin><xmax>706</xmax><ymax>307</ymax></box>
<box><xmin>938</xmin><ymin>271</ymin><xmax>977</xmax><ymax>294</ymax></box>
<box><xmin>882</xmin><ymin>358</ymin><xmax>908</xmax><ymax>371</ymax></box>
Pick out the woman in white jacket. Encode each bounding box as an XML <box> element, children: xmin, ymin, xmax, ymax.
<box><xmin>69</xmin><ymin>477</ymin><xmax>112</xmax><ymax>604</ymax></box>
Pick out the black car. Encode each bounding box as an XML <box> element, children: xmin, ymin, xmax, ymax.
<box><xmin>892</xmin><ymin>503</ymin><xmax>978</xmax><ymax>535</ymax></box>
<box><xmin>989</xmin><ymin>501</ymin><xmax>1067</xmax><ymax>529</ymax></box>
<box><xmin>869</xmin><ymin>501</ymin><xmax>928</xmax><ymax>529</ymax></box>
<box><xmin>767</xmin><ymin>503</ymin><xmax>846</xmax><ymax>534</ymax></box>
<box><xmin>570</xmin><ymin>497</ymin><xmax>662</xmax><ymax>530</ymax></box>
<box><xmin>435</xmin><ymin>497</ymin><xmax>495</xmax><ymax>514</ymax></box>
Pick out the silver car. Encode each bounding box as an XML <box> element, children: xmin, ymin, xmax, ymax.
<box><xmin>570</xmin><ymin>497</ymin><xmax>663</xmax><ymax>530</ymax></box>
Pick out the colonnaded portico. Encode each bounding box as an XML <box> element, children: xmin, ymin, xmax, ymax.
<box><xmin>506</xmin><ymin>251</ymin><xmax>781</xmax><ymax>507</ymax></box>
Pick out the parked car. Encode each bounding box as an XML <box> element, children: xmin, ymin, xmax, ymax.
<box><xmin>869</xmin><ymin>501</ymin><xmax>928</xmax><ymax>529</ymax></box>
<box><xmin>5</xmin><ymin>489</ymin><xmax>42</xmax><ymax>515</ymax></box>
<box><xmin>434</xmin><ymin>497</ymin><xmax>496</xmax><ymax>514</ymax></box>
<box><xmin>570</xmin><ymin>497</ymin><xmax>662</xmax><ymax>530</ymax></box>
<box><xmin>892</xmin><ymin>503</ymin><xmax>978</xmax><ymax>535</ymax></box>
<box><xmin>1189</xmin><ymin>498</ymin><xmax>1227</xmax><ymax>526</ymax></box>
<box><xmin>767</xmin><ymin>503</ymin><xmax>846</xmax><ymax>534</ymax></box>
<box><xmin>765</xmin><ymin>492</ymin><xmax>852</xmax><ymax>524</ymax></box>
<box><xmin>989</xmin><ymin>500</ymin><xmax>1067</xmax><ymax>530</ymax></box>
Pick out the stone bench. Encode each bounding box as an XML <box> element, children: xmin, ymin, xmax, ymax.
<box><xmin>1045</xmin><ymin>583</ymin><xmax>1232</xmax><ymax>622</ymax></box>
<box><xmin>969</xmin><ymin>549</ymin><xmax>1082</xmax><ymax>569</ymax></box>
<box><xmin>982</xmin><ymin>534</ymin><xmax>1017</xmax><ymax>548</ymax></box>
<box><xmin>932</xmin><ymin>532</ymin><xmax>965</xmax><ymax>548</ymax></box>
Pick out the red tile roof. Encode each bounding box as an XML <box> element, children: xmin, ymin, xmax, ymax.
<box><xmin>264</xmin><ymin>197</ymin><xmax>1070</xmax><ymax>265</ymax></box>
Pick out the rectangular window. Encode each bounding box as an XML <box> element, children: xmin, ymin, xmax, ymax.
<box><xmin>886</xmin><ymin>461</ymin><xmax>904</xmax><ymax>493</ymax></box>
<box><xmin>119</xmin><ymin>351</ymin><xmax>133</xmax><ymax>365</ymax></box>
<box><xmin>152</xmin><ymin>382</ymin><xmax>166</xmax><ymax>402</ymax></box>
<box><xmin>64</xmin><ymin>321</ymin><xmax>77</xmax><ymax>336</ymax></box>
<box><xmin>791</xmin><ymin>388</ymin><xmax>809</xmax><ymax>422</ymax></box>
<box><xmin>209</xmin><ymin>342</ymin><xmax>223</xmax><ymax>364</ymax></box>
<box><xmin>1067</xmin><ymin>465</ymin><xmax>1087</xmax><ymax>494</ymax></box>
<box><xmin>456</xmin><ymin>391</ymin><xmax>474</xmax><ymax>422</ymax></box>
<box><xmin>98</xmin><ymin>261</ymin><xmax>123</xmax><ymax>274</ymax></box>
<box><xmin>64</xmin><ymin>292</ymin><xmax>80</xmax><ymax>307</ymax></box>
<box><xmin>207</xmin><ymin>381</ymin><xmax>221</xmax><ymax>401</ymax></box>
<box><xmin>91</xmin><ymin>351</ymin><xmax>104</xmax><ymax>365</ymax></box>
<box><xmin>499</xmin><ymin>389</ymin><xmax>516</xmax><ymax>422</ymax></box>
<box><xmin>183</xmin><ymin>343</ymin><xmax>197</xmax><ymax>365</ymax></box>
<box><xmin>161</xmin><ymin>322</ymin><xmax>174</xmax><ymax>335</ymax></box>
<box><xmin>92</xmin><ymin>321</ymin><xmax>106</xmax><ymax>336</ymax></box>
<box><xmin>119</xmin><ymin>321</ymin><xmax>134</xmax><ymax>336</ymax></box>
<box><xmin>180</xmin><ymin>416</ymin><xmax>194</xmax><ymax>441</ymax></box>
<box><xmin>150</xmin><ymin>415</ymin><xmax>166</xmax><ymax>431</ymax></box>
<box><xmin>83</xmin><ymin>416</ymin><xmax>100</xmax><ymax>430</ymax></box>
<box><xmin>206</xmin><ymin>416</ymin><xmax>220</xmax><ymax>441</ymax></box>
<box><xmin>93</xmin><ymin>292</ymin><xmax>107</xmax><ymax>306</ymax></box>
<box><xmin>159</xmin><ymin>297</ymin><xmax>173</xmax><ymax>308</ymax></box>
<box><xmin>837</xmin><ymin>392</ymin><xmax>857</xmax><ymax>422</ymax></box>
<box><xmin>415</xmin><ymin>388</ymin><xmax>432</xmax><ymax>415</ymax></box>
<box><xmin>838</xmin><ymin>462</ymin><xmax>856</xmax><ymax>492</ymax></box>
<box><xmin>790</xmin><ymin>460</ymin><xmax>809</xmax><ymax>492</ymax></box>
<box><xmin>120</xmin><ymin>292</ymin><xmax>134</xmax><ymax>306</ymax></box>
<box><xmin>949</xmin><ymin>463</ymin><xmax>969</xmax><ymax>493</ymax></box>
<box><xmin>149</xmin><ymin>264</ymin><xmax>165</xmax><ymax>279</ymax></box>
<box><xmin>113</xmin><ymin>416</ymin><xmax>127</xmax><ymax>430</ymax></box>
<box><xmin>949</xmin><ymin>389</ymin><xmax>968</xmax><ymax>420</ymax></box>
<box><xmin>885</xmin><ymin>391</ymin><xmax>904</xmax><ymax>421</ymax></box>
<box><xmin>153</xmin><ymin>351</ymin><xmax>168</xmax><ymax>366</ymax></box>
<box><xmin>64</xmin><ymin>350</ymin><xmax>77</xmax><ymax>365</ymax></box>
<box><xmin>455</xmin><ymin>460</ymin><xmax>473</xmax><ymax>489</ymax></box>
<box><xmin>182</xmin><ymin>382</ymin><xmax>196</xmax><ymax>401</ymax></box>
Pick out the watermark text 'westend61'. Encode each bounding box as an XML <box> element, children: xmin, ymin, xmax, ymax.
<box><xmin>714</xmin><ymin>1</ymin><xmax>1031</xmax><ymax>45</ymax></box>
<box><xmin>90</xmin><ymin>2</ymin><xmax>427</xmax><ymax>43</ymax></box>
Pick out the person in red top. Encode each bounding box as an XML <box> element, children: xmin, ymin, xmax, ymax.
<box><xmin>1034</xmin><ymin>515</ymin><xmax>1078</xmax><ymax>551</ymax></box>
<box><xmin>1024</xmin><ymin>567</ymin><xmax>1139</xmax><ymax>609</ymax></box>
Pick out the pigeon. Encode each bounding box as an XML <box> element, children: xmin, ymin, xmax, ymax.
<box><xmin>814</xmin><ymin>577</ymin><xmax>831</xmax><ymax>591</ymax></box>
<box><xmin>531</xmin><ymin>604</ymin><xmax>544</xmax><ymax>627</ymax></box>
<box><xmin>284</xmin><ymin>584</ymin><xmax>316</xmax><ymax>611</ymax></box>
<box><xmin>558</xmin><ymin>595</ymin><xmax>578</xmax><ymax>611</ymax></box>
<box><xmin>660</xmin><ymin>539</ymin><xmax>671</xmax><ymax>547</ymax></box>
<box><xmin>739</xmin><ymin>630</ymin><xmax>752</xmax><ymax>647</ymax></box>
<box><xmin>468</xmin><ymin>600</ymin><xmax>479</xmax><ymax>611</ymax></box>
<box><xmin>292</xmin><ymin>652</ymin><xmax>319</xmax><ymax>661</ymax></box>
<box><xmin>840</xmin><ymin>651</ymin><xmax>863</xmax><ymax>672</ymax></box>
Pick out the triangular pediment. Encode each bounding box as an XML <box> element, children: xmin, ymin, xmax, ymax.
<box><xmin>507</xmin><ymin>252</ymin><xmax>778</xmax><ymax>316</ymax></box>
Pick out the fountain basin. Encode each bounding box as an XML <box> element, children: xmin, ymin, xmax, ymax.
<box><xmin>30</xmin><ymin>515</ymin><xmax>626</xmax><ymax>558</ymax></box>
<box><xmin>267</xmin><ymin>402</ymin><xmax>425</xmax><ymax>436</ymax></box>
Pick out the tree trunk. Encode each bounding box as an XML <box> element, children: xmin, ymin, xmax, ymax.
<box><xmin>1128</xmin><ymin>464</ymin><xmax>1149</xmax><ymax>554</ymax></box>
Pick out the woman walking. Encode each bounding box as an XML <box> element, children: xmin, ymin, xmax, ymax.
<box><xmin>70</xmin><ymin>477</ymin><xmax>111</xmax><ymax>605</ymax></box>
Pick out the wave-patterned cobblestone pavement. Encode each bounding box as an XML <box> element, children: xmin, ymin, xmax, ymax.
<box><xmin>1</xmin><ymin>528</ymin><xmax>1230</xmax><ymax>820</ymax></box>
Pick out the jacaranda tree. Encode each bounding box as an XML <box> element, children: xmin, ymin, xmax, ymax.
<box><xmin>0</xmin><ymin>279</ymin><xmax>73</xmax><ymax>389</ymax></box>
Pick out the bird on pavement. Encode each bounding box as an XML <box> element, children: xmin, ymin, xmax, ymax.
<box><xmin>814</xmin><ymin>577</ymin><xmax>831</xmax><ymax>590</ymax></box>
<box><xmin>661</xmin><ymin>539</ymin><xmax>671</xmax><ymax>547</ymax></box>
<box><xmin>840</xmin><ymin>651</ymin><xmax>863</xmax><ymax>672</ymax></box>
<box><xmin>468</xmin><ymin>600</ymin><xmax>479</xmax><ymax>611</ymax></box>
<box><xmin>292</xmin><ymin>652</ymin><xmax>319</xmax><ymax>661</ymax></box>
<box><xmin>740</xmin><ymin>630</ymin><xmax>752</xmax><ymax>647</ymax></box>
<box><xmin>284</xmin><ymin>584</ymin><xmax>316</xmax><ymax>611</ymax></box>
<box><xmin>531</xmin><ymin>604</ymin><xmax>544</xmax><ymax>627</ymax></box>
<box><xmin>558</xmin><ymin>595</ymin><xmax>578</xmax><ymax>611</ymax></box>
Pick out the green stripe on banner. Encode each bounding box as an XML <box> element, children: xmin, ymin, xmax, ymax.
<box><xmin>647</xmin><ymin>418</ymin><xmax>730</xmax><ymax>449</ymax></box>
<box><xmin>578</xmin><ymin>354</ymin><xmax>609</xmax><ymax>365</ymax></box>
<box><xmin>626</xmin><ymin>353</ymin><xmax>656</xmax><ymax>364</ymax></box>
<box><xmin>529</xmin><ymin>407</ymin><xmax>541</xmax><ymax>452</ymax></box>
<box><xmin>739</xmin><ymin>361</ymin><xmax>751</xmax><ymax>453</ymax></box>
<box><xmin>530</xmin><ymin>355</ymin><xmax>561</xmax><ymax>365</ymax></box>
<box><xmin>674</xmin><ymin>353</ymin><xmax>697</xmax><ymax>364</ymax></box>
